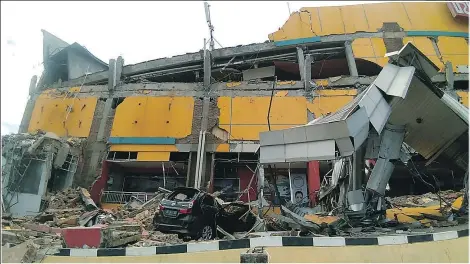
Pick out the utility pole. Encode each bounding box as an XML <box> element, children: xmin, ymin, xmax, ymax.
<box><xmin>204</xmin><ymin>2</ymin><xmax>215</xmax><ymax>51</ymax></box>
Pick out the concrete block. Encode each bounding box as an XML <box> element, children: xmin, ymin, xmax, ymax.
<box><xmin>240</xmin><ymin>248</ymin><xmax>269</xmax><ymax>263</ymax></box>
<box><xmin>62</xmin><ymin>226</ymin><xmax>103</xmax><ymax>248</ymax></box>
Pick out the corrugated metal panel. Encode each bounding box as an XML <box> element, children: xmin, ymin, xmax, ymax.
<box><xmin>374</xmin><ymin>64</ymin><xmax>415</xmax><ymax>98</ymax></box>
<box><xmin>358</xmin><ymin>85</ymin><xmax>391</xmax><ymax>134</ymax></box>
<box><xmin>388</xmin><ymin>78</ymin><xmax>468</xmax><ymax>159</ymax></box>
<box><xmin>386</xmin><ymin>42</ymin><xmax>440</xmax><ymax>79</ymax></box>
<box><xmin>441</xmin><ymin>92</ymin><xmax>469</xmax><ymax>124</ymax></box>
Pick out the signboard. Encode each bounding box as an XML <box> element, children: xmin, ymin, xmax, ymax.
<box><xmin>447</xmin><ymin>2</ymin><xmax>469</xmax><ymax>18</ymax></box>
<box><xmin>289</xmin><ymin>173</ymin><xmax>308</xmax><ymax>206</ymax></box>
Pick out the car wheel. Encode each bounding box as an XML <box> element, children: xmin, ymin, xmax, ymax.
<box><xmin>200</xmin><ymin>224</ymin><xmax>214</xmax><ymax>240</ymax></box>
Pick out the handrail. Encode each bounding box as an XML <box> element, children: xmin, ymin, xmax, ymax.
<box><xmin>101</xmin><ymin>191</ymin><xmax>157</xmax><ymax>204</ymax></box>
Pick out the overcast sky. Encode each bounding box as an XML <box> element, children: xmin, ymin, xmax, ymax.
<box><xmin>1</xmin><ymin>1</ymin><xmax>378</xmax><ymax>135</ymax></box>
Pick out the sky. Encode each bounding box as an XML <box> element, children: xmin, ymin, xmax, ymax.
<box><xmin>1</xmin><ymin>1</ymin><xmax>378</xmax><ymax>135</ymax></box>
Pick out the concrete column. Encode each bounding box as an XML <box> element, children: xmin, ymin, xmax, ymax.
<box><xmin>258</xmin><ymin>165</ymin><xmax>265</xmax><ymax>216</ymax></box>
<box><xmin>186</xmin><ymin>152</ymin><xmax>194</xmax><ymax>187</ymax></box>
<box><xmin>350</xmin><ymin>145</ymin><xmax>365</xmax><ymax>191</ymax></box>
<box><xmin>108</xmin><ymin>59</ymin><xmax>116</xmax><ymax>91</ymax></box>
<box><xmin>296</xmin><ymin>47</ymin><xmax>305</xmax><ymax>81</ymax></box>
<box><xmin>96</xmin><ymin>99</ymin><xmax>114</xmax><ymax>142</ymax></box>
<box><xmin>196</xmin><ymin>38</ymin><xmax>212</xmax><ymax>187</ymax></box>
<box><xmin>304</xmin><ymin>54</ymin><xmax>312</xmax><ymax>91</ymax></box>
<box><xmin>307</xmin><ymin>161</ymin><xmax>320</xmax><ymax>205</ymax></box>
<box><xmin>208</xmin><ymin>152</ymin><xmax>216</xmax><ymax>193</ymax></box>
<box><xmin>345</xmin><ymin>41</ymin><xmax>358</xmax><ymax>77</ymax></box>
<box><xmin>445</xmin><ymin>61</ymin><xmax>455</xmax><ymax>91</ymax></box>
<box><xmin>116</xmin><ymin>56</ymin><xmax>124</xmax><ymax>86</ymax></box>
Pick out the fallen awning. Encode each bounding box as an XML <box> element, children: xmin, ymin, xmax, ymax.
<box><xmin>259</xmin><ymin>43</ymin><xmax>468</xmax><ymax>164</ymax></box>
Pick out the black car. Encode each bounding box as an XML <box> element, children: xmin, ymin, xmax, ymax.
<box><xmin>153</xmin><ymin>187</ymin><xmax>219</xmax><ymax>240</ymax></box>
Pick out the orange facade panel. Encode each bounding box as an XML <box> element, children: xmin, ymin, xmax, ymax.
<box><xmin>28</xmin><ymin>92</ymin><xmax>98</xmax><ymax>138</ymax></box>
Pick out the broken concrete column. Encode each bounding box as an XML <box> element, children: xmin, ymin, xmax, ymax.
<box><xmin>240</xmin><ymin>248</ymin><xmax>269</xmax><ymax>263</ymax></box>
<box><xmin>79</xmin><ymin>188</ymin><xmax>99</xmax><ymax>211</ymax></box>
<box><xmin>366</xmin><ymin>123</ymin><xmax>406</xmax><ymax>196</ymax></box>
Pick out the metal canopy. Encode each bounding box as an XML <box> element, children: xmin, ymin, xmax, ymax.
<box><xmin>259</xmin><ymin>43</ymin><xmax>468</xmax><ymax>164</ymax></box>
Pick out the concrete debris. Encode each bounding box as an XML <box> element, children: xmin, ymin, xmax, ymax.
<box><xmin>132</xmin><ymin>231</ymin><xmax>183</xmax><ymax>247</ymax></box>
<box><xmin>389</xmin><ymin>190</ymin><xmax>464</xmax><ymax>208</ymax></box>
<box><xmin>2</xmin><ymin>241</ymin><xmax>38</xmax><ymax>263</ymax></box>
<box><xmin>79</xmin><ymin>188</ymin><xmax>99</xmax><ymax>211</ymax></box>
<box><xmin>2</xmin><ymin>131</ymin><xmax>85</xmax><ymax>217</ymax></box>
<box><xmin>47</xmin><ymin>188</ymin><xmax>84</xmax><ymax>210</ymax></box>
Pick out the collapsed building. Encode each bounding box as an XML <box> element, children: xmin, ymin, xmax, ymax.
<box><xmin>2</xmin><ymin>132</ymin><xmax>84</xmax><ymax>216</ymax></box>
<box><xmin>259</xmin><ymin>43</ymin><xmax>469</xmax><ymax>222</ymax></box>
<box><xmin>3</xmin><ymin>2</ymin><xmax>468</xmax><ymax>219</ymax></box>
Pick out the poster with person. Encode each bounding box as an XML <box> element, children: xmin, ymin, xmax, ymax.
<box><xmin>289</xmin><ymin>173</ymin><xmax>308</xmax><ymax>206</ymax></box>
<box><xmin>263</xmin><ymin>173</ymin><xmax>291</xmax><ymax>205</ymax></box>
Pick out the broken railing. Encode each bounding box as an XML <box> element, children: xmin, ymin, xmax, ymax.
<box><xmin>101</xmin><ymin>191</ymin><xmax>157</xmax><ymax>204</ymax></box>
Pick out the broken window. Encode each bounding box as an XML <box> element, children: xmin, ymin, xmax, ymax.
<box><xmin>168</xmin><ymin>189</ymin><xmax>199</xmax><ymax>202</ymax></box>
<box><xmin>47</xmin><ymin>154</ymin><xmax>78</xmax><ymax>192</ymax></box>
<box><xmin>16</xmin><ymin>159</ymin><xmax>45</xmax><ymax>195</ymax></box>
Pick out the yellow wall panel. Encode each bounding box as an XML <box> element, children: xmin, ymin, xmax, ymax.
<box><xmin>227</xmin><ymin>97</ymin><xmax>307</xmax><ymax>125</ymax></box>
<box><xmin>441</xmin><ymin>55</ymin><xmax>469</xmax><ymax>72</ymax></box>
<box><xmin>352</xmin><ymin>38</ymin><xmax>388</xmax><ymax>67</ymax></box>
<box><xmin>218</xmin><ymin>91</ymin><xmax>357</xmax><ymax>141</ymax></box>
<box><xmin>340</xmin><ymin>5</ymin><xmax>370</xmax><ymax>34</ymax></box>
<box><xmin>216</xmin><ymin>144</ymin><xmax>230</xmax><ymax>152</ymax></box>
<box><xmin>403</xmin><ymin>37</ymin><xmax>438</xmax><ymax>56</ymax></box>
<box><xmin>317</xmin><ymin>7</ymin><xmax>345</xmax><ymax>35</ymax></box>
<box><xmin>403</xmin><ymin>2</ymin><xmax>468</xmax><ymax>33</ymax></box>
<box><xmin>143</xmin><ymin>97</ymin><xmax>194</xmax><ymax>138</ymax></box>
<box><xmin>110</xmin><ymin>144</ymin><xmax>178</xmax><ymax>152</ymax></box>
<box><xmin>297</xmin><ymin>9</ymin><xmax>322</xmax><ymax>39</ymax></box>
<box><xmin>217</xmin><ymin>97</ymin><xmax>231</xmax><ymax>125</ymax></box>
<box><xmin>371</xmin><ymin>38</ymin><xmax>387</xmax><ymax>57</ymax></box>
<box><xmin>221</xmin><ymin>124</ymin><xmax>300</xmax><ymax>141</ymax></box>
<box><xmin>110</xmin><ymin>97</ymin><xmax>147</xmax><ymax>137</ymax></box>
<box><xmin>137</xmin><ymin>151</ymin><xmax>170</xmax><ymax>162</ymax></box>
<box><xmin>352</xmin><ymin>38</ymin><xmax>376</xmax><ymax>58</ymax></box>
<box><xmin>315</xmin><ymin>90</ymin><xmax>357</xmax><ymax>96</ymax></box>
<box><xmin>457</xmin><ymin>91</ymin><xmax>469</xmax><ymax>108</ymax></box>
<box><xmin>363</xmin><ymin>3</ymin><xmax>412</xmax><ymax>31</ymax></box>
<box><xmin>28</xmin><ymin>95</ymin><xmax>97</xmax><ymax>138</ymax></box>
<box><xmin>438</xmin><ymin>37</ymin><xmax>469</xmax><ymax>55</ymax></box>
<box><xmin>269</xmin><ymin>3</ymin><xmax>468</xmax><ymax>41</ymax></box>
<box><xmin>307</xmin><ymin>94</ymin><xmax>356</xmax><ymax>117</ymax></box>
<box><xmin>111</xmin><ymin>96</ymin><xmax>194</xmax><ymax>138</ymax></box>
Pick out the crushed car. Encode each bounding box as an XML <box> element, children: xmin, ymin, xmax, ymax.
<box><xmin>153</xmin><ymin>187</ymin><xmax>256</xmax><ymax>240</ymax></box>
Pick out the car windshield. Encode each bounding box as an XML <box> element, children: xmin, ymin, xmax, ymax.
<box><xmin>167</xmin><ymin>189</ymin><xmax>199</xmax><ymax>202</ymax></box>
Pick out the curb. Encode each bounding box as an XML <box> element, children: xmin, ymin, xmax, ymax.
<box><xmin>55</xmin><ymin>228</ymin><xmax>469</xmax><ymax>257</ymax></box>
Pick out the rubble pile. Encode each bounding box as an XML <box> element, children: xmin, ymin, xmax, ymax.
<box><xmin>47</xmin><ymin>188</ymin><xmax>84</xmax><ymax>210</ymax></box>
<box><xmin>132</xmin><ymin>231</ymin><xmax>183</xmax><ymax>247</ymax></box>
<box><xmin>389</xmin><ymin>190</ymin><xmax>464</xmax><ymax>208</ymax></box>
